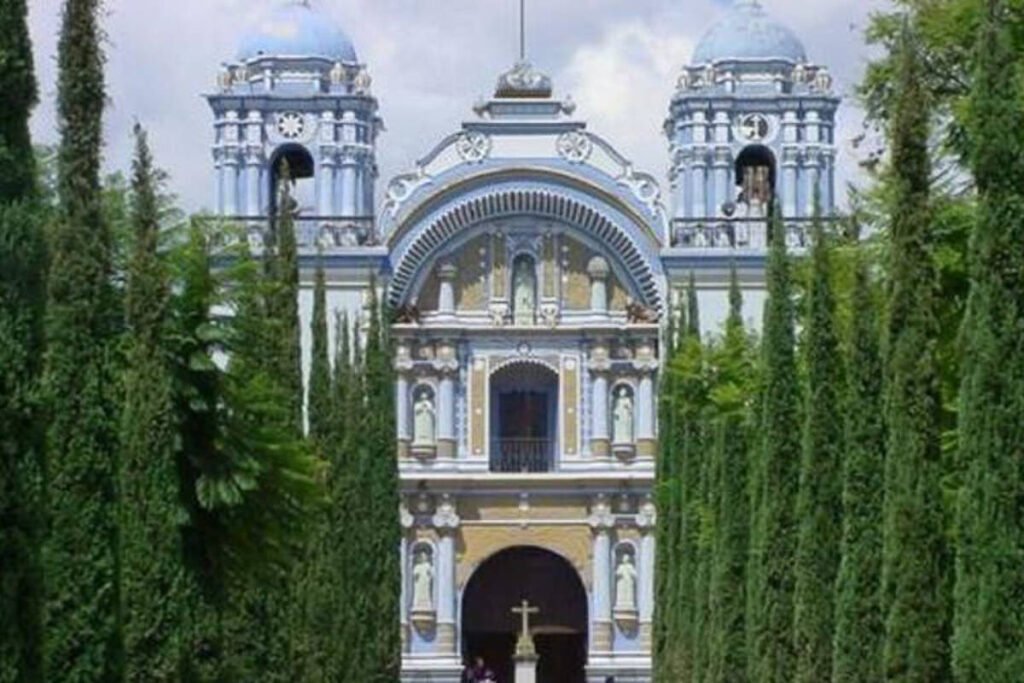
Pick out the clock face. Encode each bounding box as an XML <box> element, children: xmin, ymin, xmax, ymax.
<box><xmin>276</xmin><ymin>112</ymin><xmax>305</xmax><ymax>140</ymax></box>
<box><xmin>740</xmin><ymin>114</ymin><xmax>770</xmax><ymax>142</ymax></box>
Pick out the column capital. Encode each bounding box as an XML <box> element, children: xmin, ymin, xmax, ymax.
<box><xmin>437</xmin><ymin>261</ymin><xmax>459</xmax><ymax>281</ymax></box>
<box><xmin>588</xmin><ymin>494</ymin><xmax>615</xmax><ymax>531</ymax></box>
<box><xmin>636</xmin><ymin>496</ymin><xmax>657</xmax><ymax>532</ymax></box>
<box><xmin>431</xmin><ymin>494</ymin><xmax>460</xmax><ymax>532</ymax></box>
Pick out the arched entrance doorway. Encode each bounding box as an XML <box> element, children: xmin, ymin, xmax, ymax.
<box><xmin>462</xmin><ymin>546</ymin><xmax>588</xmax><ymax>683</ymax></box>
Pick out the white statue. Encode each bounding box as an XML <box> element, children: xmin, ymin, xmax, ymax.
<box><xmin>792</xmin><ymin>61</ymin><xmax>808</xmax><ymax>85</ymax></box>
<box><xmin>411</xmin><ymin>549</ymin><xmax>434</xmax><ymax>612</ymax></box>
<box><xmin>614</xmin><ymin>553</ymin><xmax>638</xmax><ymax>613</ymax></box>
<box><xmin>330</xmin><ymin>61</ymin><xmax>345</xmax><ymax>86</ymax></box>
<box><xmin>512</xmin><ymin>257</ymin><xmax>536</xmax><ymax>325</ymax></box>
<box><xmin>814</xmin><ymin>67</ymin><xmax>833</xmax><ymax>93</ymax></box>
<box><xmin>234</xmin><ymin>64</ymin><xmax>249</xmax><ymax>86</ymax></box>
<box><xmin>353</xmin><ymin>67</ymin><xmax>372</xmax><ymax>95</ymax></box>
<box><xmin>217</xmin><ymin>67</ymin><xmax>232</xmax><ymax>92</ymax></box>
<box><xmin>413</xmin><ymin>390</ymin><xmax>436</xmax><ymax>446</ymax></box>
<box><xmin>613</xmin><ymin>387</ymin><xmax>634</xmax><ymax>444</ymax></box>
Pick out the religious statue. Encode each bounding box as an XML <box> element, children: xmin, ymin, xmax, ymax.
<box><xmin>814</xmin><ymin>67</ymin><xmax>833</xmax><ymax>93</ymax></box>
<box><xmin>233</xmin><ymin>63</ymin><xmax>249</xmax><ymax>86</ymax></box>
<box><xmin>330</xmin><ymin>61</ymin><xmax>345</xmax><ymax>86</ymax></box>
<box><xmin>512</xmin><ymin>257</ymin><xmax>536</xmax><ymax>326</ymax></box>
<box><xmin>353</xmin><ymin>67</ymin><xmax>373</xmax><ymax>95</ymax></box>
<box><xmin>411</xmin><ymin>549</ymin><xmax>434</xmax><ymax>612</ymax></box>
<box><xmin>792</xmin><ymin>60</ymin><xmax>808</xmax><ymax>86</ymax></box>
<box><xmin>613</xmin><ymin>387</ymin><xmax>635</xmax><ymax>444</ymax></box>
<box><xmin>614</xmin><ymin>553</ymin><xmax>638</xmax><ymax>613</ymax></box>
<box><xmin>217</xmin><ymin>66</ymin><xmax>232</xmax><ymax>92</ymax></box>
<box><xmin>413</xmin><ymin>390</ymin><xmax>436</xmax><ymax>446</ymax></box>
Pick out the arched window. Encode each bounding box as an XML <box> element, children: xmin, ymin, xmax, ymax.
<box><xmin>269</xmin><ymin>144</ymin><xmax>316</xmax><ymax>217</ymax></box>
<box><xmin>734</xmin><ymin>145</ymin><xmax>777</xmax><ymax>217</ymax></box>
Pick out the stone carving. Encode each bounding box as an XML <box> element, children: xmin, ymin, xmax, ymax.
<box><xmin>557</xmin><ymin>131</ymin><xmax>593</xmax><ymax>164</ymax></box>
<box><xmin>626</xmin><ymin>300</ymin><xmax>659</xmax><ymax>324</ymax></box>
<box><xmin>495</xmin><ymin>61</ymin><xmax>553</xmax><ymax>98</ymax></box>
<box><xmin>330</xmin><ymin>61</ymin><xmax>345</xmax><ymax>86</ymax></box>
<box><xmin>512</xmin><ymin>257</ymin><xmax>536</xmax><ymax>326</ymax></box>
<box><xmin>217</xmin><ymin>67</ymin><xmax>232</xmax><ymax>92</ymax></box>
<box><xmin>353</xmin><ymin>67</ymin><xmax>372</xmax><ymax>95</ymax></box>
<box><xmin>411</xmin><ymin>548</ymin><xmax>435</xmax><ymax>613</ymax></box>
<box><xmin>456</xmin><ymin>131</ymin><xmax>492</xmax><ymax>163</ymax></box>
<box><xmin>613</xmin><ymin>387</ymin><xmax>635</xmax><ymax>444</ymax></box>
<box><xmin>614</xmin><ymin>553</ymin><xmax>638</xmax><ymax>614</ymax></box>
<box><xmin>413</xmin><ymin>390</ymin><xmax>436</xmax><ymax>446</ymax></box>
<box><xmin>813</xmin><ymin>67</ymin><xmax>833</xmax><ymax>93</ymax></box>
<box><xmin>792</xmin><ymin>61</ymin><xmax>808</xmax><ymax>85</ymax></box>
<box><xmin>539</xmin><ymin>303</ymin><xmax>559</xmax><ymax>328</ymax></box>
<box><xmin>394</xmin><ymin>304</ymin><xmax>421</xmax><ymax>325</ymax></box>
<box><xmin>703</xmin><ymin>63</ymin><xmax>716</xmax><ymax>87</ymax></box>
<box><xmin>676</xmin><ymin>69</ymin><xmax>692</xmax><ymax>92</ymax></box>
<box><xmin>488</xmin><ymin>302</ymin><xmax>509</xmax><ymax>327</ymax></box>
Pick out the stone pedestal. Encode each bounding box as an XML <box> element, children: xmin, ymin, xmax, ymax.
<box><xmin>513</xmin><ymin>653</ymin><xmax>538</xmax><ymax>683</ymax></box>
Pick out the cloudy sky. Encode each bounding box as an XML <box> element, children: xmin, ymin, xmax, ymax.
<box><xmin>27</xmin><ymin>0</ymin><xmax>889</xmax><ymax>213</ymax></box>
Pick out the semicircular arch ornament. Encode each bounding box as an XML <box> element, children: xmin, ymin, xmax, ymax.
<box><xmin>387</xmin><ymin>186</ymin><xmax>663</xmax><ymax>312</ymax></box>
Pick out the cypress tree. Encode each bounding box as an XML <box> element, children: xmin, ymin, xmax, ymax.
<box><xmin>307</xmin><ymin>253</ymin><xmax>332</xmax><ymax>443</ymax></box>
<box><xmin>266</xmin><ymin>161</ymin><xmax>303</xmax><ymax>431</ymax></box>
<box><xmin>120</xmin><ymin>124</ymin><xmax>184</xmax><ymax>682</ymax></box>
<box><xmin>881</xmin><ymin>23</ymin><xmax>950</xmax><ymax>683</ymax></box>
<box><xmin>687</xmin><ymin>271</ymin><xmax>700</xmax><ymax>339</ymax></box>
<box><xmin>0</xmin><ymin>0</ymin><xmax>46</xmax><ymax>678</ymax></box>
<box><xmin>43</xmin><ymin>0</ymin><xmax>124</xmax><ymax>678</ymax></box>
<box><xmin>793</xmin><ymin>208</ymin><xmax>844</xmax><ymax>682</ymax></box>
<box><xmin>751</xmin><ymin>205</ymin><xmax>801</xmax><ymax>683</ymax></box>
<box><xmin>706</xmin><ymin>266</ymin><xmax>751</xmax><ymax>683</ymax></box>
<box><xmin>359</xmin><ymin>284</ymin><xmax>401</xmax><ymax>681</ymax></box>
<box><xmin>953</xmin><ymin>0</ymin><xmax>1024</xmax><ymax>678</ymax></box>
<box><xmin>833</xmin><ymin>237</ymin><xmax>885</xmax><ymax>683</ymax></box>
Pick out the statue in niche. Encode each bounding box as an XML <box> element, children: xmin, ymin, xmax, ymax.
<box><xmin>512</xmin><ymin>256</ymin><xmax>536</xmax><ymax>326</ymax></box>
<box><xmin>613</xmin><ymin>387</ymin><xmax>635</xmax><ymax>444</ymax></box>
<box><xmin>411</xmin><ymin>549</ymin><xmax>434</xmax><ymax>612</ymax></box>
<box><xmin>413</xmin><ymin>390</ymin><xmax>436</xmax><ymax>445</ymax></box>
<box><xmin>614</xmin><ymin>552</ymin><xmax>638</xmax><ymax>613</ymax></box>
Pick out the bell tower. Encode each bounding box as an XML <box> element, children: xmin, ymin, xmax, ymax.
<box><xmin>665</xmin><ymin>0</ymin><xmax>839</xmax><ymax>249</ymax></box>
<box><xmin>207</xmin><ymin>0</ymin><xmax>381</xmax><ymax>246</ymax></box>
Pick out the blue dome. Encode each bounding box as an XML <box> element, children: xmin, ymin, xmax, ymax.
<box><xmin>693</xmin><ymin>0</ymin><xmax>806</xmax><ymax>64</ymax></box>
<box><xmin>237</xmin><ymin>1</ymin><xmax>357</xmax><ymax>62</ymax></box>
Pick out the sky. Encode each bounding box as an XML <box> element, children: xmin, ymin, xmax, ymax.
<box><xmin>26</xmin><ymin>0</ymin><xmax>890</xmax><ymax>214</ymax></box>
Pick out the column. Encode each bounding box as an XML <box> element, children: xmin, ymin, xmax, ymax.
<box><xmin>782</xmin><ymin>149</ymin><xmax>799</xmax><ymax>219</ymax></box>
<box><xmin>400</xmin><ymin>501</ymin><xmax>415</xmax><ymax>652</ymax></box>
<box><xmin>396</xmin><ymin>369</ymin><xmax>411</xmax><ymax>460</ymax></box>
<box><xmin>589</xmin><ymin>343</ymin><xmax>611</xmax><ymax>458</ymax></box>
<box><xmin>636</xmin><ymin>364</ymin><xmax>656</xmax><ymax>458</ymax></box>
<box><xmin>222</xmin><ymin>153</ymin><xmax>239</xmax><ymax>216</ymax></box>
<box><xmin>691</xmin><ymin>151</ymin><xmax>707</xmax><ymax>219</ymax></box>
<box><xmin>438</xmin><ymin>261</ymin><xmax>458</xmax><ymax>317</ymax></box>
<box><xmin>713</xmin><ymin>148</ymin><xmax>731</xmax><ymax>219</ymax></box>
<box><xmin>432</xmin><ymin>495</ymin><xmax>460</xmax><ymax>655</ymax></box>
<box><xmin>637</xmin><ymin>498</ymin><xmax>657</xmax><ymax>650</ymax></box>
<box><xmin>589</xmin><ymin>496</ymin><xmax>615</xmax><ymax>652</ymax></box>
<box><xmin>245</xmin><ymin>154</ymin><xmax>260</xmax><ymax>217</ymax></box>
<box><xmin>339</xmin><ymin>152</ymin><xmax>357</xmax><ymax>216</ymax></box>
<box><xmin>436</xmin><ymin>345</ymin><xmax>458</xmax><ymax>459</ymax></box>
<box><xmin>587</xmin><ymin>256</ymin><xmax>609</xmax><ymax>315</ymax></box>
<box><xmin>318</xmin><ymin>152</ymin><xmax>335</xmax><ymax>218</ymax></box>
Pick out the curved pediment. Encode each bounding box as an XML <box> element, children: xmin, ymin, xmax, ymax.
<box><xmin>386</xmin><ymin>176</ymin><xmax>664</xmax><ymax>315</ymax></box>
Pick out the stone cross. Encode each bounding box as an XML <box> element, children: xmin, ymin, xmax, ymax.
<box><xmin>511</xmin><ymin>599</ymin><xmax>539</xmax><ymax>656</ymax></box>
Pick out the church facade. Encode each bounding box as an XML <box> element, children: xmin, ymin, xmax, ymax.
<box><xmin>205</xmin><ymin>2</ymin><xmax>838</xmax><ymax>681</ymax></box>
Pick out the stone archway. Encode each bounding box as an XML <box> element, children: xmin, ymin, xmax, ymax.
<box><xmin>461</xmin><ymin>546</ymin><xmax>588</xmax><ymax>683</ymax></box>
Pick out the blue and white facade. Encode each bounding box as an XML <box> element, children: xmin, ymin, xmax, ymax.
<box><xmin>205</xmin><ymin>2</ymin><xmax>838</xmax><ymax>681</ymax></box>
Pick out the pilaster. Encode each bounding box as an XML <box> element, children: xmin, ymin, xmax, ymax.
<box><xmin>589</xmin><ymin>495</ymin><xmax>616</xmax><ymax>653</ymax></box>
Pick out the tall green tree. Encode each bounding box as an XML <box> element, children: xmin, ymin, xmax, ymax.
<box><xmin>881</xmin><ymin>24</ymin><xmax>951</xmax><ymax>683</ymax></box>
<box><xmin>793</xmin><ymin>209</ymin><xmax>845</xmax><ymax>682</ymax></box>
<box><xmin>307</xmin><ymin>253</ymin><xmax>331</xmax><ymax>444</ymax></box>
<box><xmin>751</xmin><ymin>206</ymin><xmax>802</xmax><ymax>683</ymax></box>
<box><xmin>265</xmin><ymin>162</ymin><xmax>303</xmax><ymax>431</ymax></box>
<box><xmin>43</xmin><ymin>0</ymin><xmax>124</xmax><ymax>678</ymax></box>
<box><xmin>953</xmin><ymin>1</ymin><xmax>1024</xmax><ymax>678</ymax></box>
<box><xmin>687</xmin><ymin>271</ymin><xmax>700</xmax><ymax>339</ymax></box>
<box><xmin>0</xmin><ymin>0</ymin><xmax>46</xmax><ymax>679</ymax></box>
<box><xmin>119</xmin><ymin>124</ymin><xmax>184</xmax><ymax>682</ymax></box>
<box><xmin>706</xmin><ymin>267</ymin><xmax>752</xmax><ymax>683</ymax></box>
<box><xmin>357</xmin><ymin>284</ymin><xmax>401</xmax><ymax>681</ymax></box>
<box><xmin>833</xmin><ymin>236</ymin><xmax>886</xmax><ymax>683</ymax></box>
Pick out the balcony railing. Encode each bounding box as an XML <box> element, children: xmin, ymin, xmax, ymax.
<box><xmin>489</xmin><ymin>439</ymin><xmax>554</xmax><ymax>473</ymax></box>
<box><xmin>670</xmin><ymin>217</ymin><xmax>825</xmax><ymax>250</ymax></box>
<box><xmin>202</xmin><ymin>215</ymin><xmax>378</xmax><ymax>250</ymax></box>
